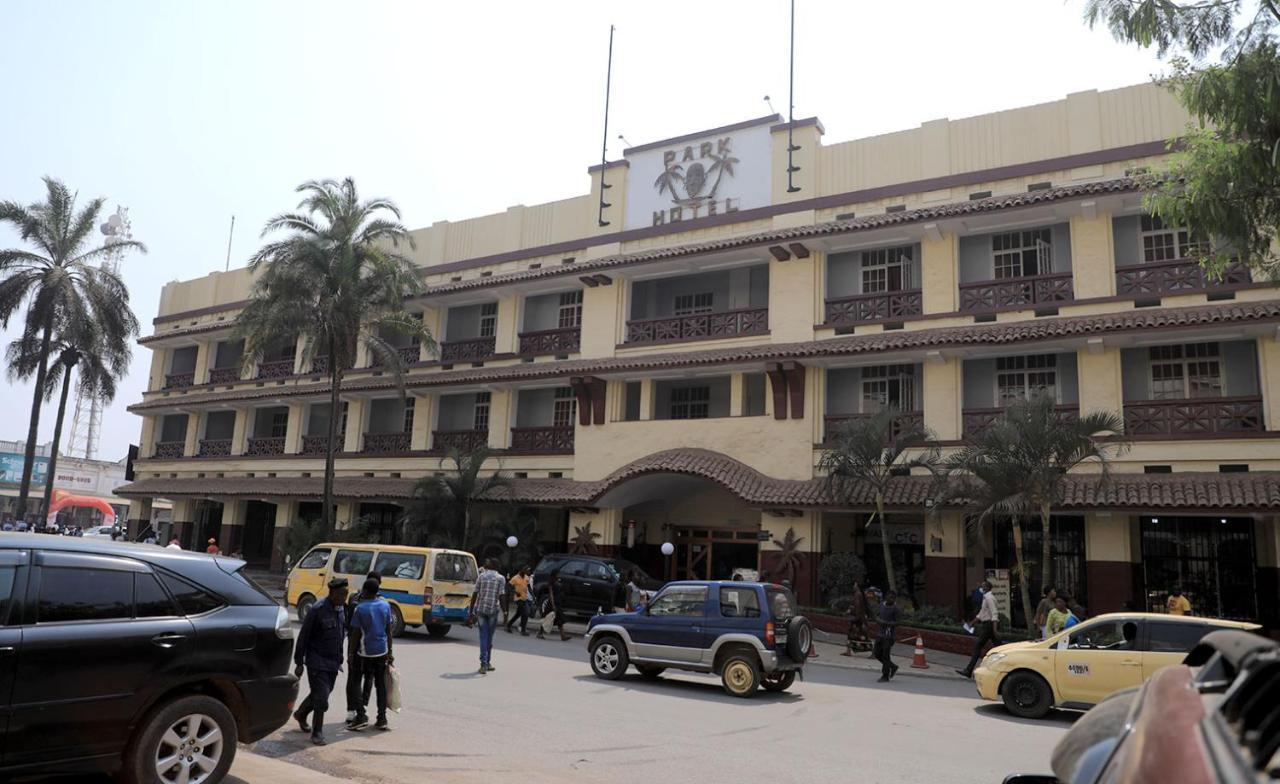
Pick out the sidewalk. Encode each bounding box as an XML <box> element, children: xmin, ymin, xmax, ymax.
<box><xmin>230</xmin><ymin>749</ymin><xmax>347</xmax><ymax>784</ymax></box>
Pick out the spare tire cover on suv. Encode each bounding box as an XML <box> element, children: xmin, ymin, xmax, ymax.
<box><xmin>785</xmin><ymin>616</ymin><xmax>813</xmax><ymax>662</ymax></box>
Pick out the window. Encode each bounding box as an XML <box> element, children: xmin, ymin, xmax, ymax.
<box><xmin>860</xmin><ymin>246</ymin><xmax>913</xmax><ymax>293</ymax></box>
<box><xmin>558</xmin><ymin>291</ymin><xmax>583</xmax><ymax>329</ymax></box>
<box><xmin>334</xmin><ymin>549</ymin><xmax>374</xmax><ymax>576</ymax></box>
<box><xmin>1146</xmin><ymin>621</ymin><xmax>1209</xmax><ymax>653</ymax></box>
<box><xmin>433</xmin><ymin>553</ymin><xmax>478</xmax><ymax>583</ymax></box>
<box><xmin>765</xmin><ymin>586</ymin><xmax>795</xmax><ymax>619</ymax></box>
<box><xmin>991</xmin><ymin>228</ymin><xmax>1053</xmax><ymax>278</ymax></box>
<box><xmin>473</xmin><ymin>392</ymin><xmax>491</xmax><ymax>431</ymax></box>
<box><xmin>1067</xmin><ymin>620</ymin><xmax>1138</xmax><ymax>650</ymax></box>
<box><xmin>159</xmin><ymin>573</ymin><xmax>225</xmax><ymax>615</ymax></box>
<box><xmin>996</xmin><ymin>355</ymin><xmax>1058</xmax><ymax>406</ymax></box>
<box><xmin>670</xmin><ymin>386</ymin><xmax>711</xmax><ymax>420</ymax></box>
<box><xmin>0</xmin><ymin>567</ymin><xmax>15</xmax><ymax>625</ymax></box>
<box><xmin>1149</xmin><ymin>344</ymin><xmax>1222</xmax><ymax>399</ymax></box>
<box><xmin>269</xmin><ymin>410</ymin><xmax>289</xmax><ymax>438</ymax></box>
<box><xmin>479</xmin><ymin>303</ymin><xmax>498</xmax><ymax>338</ymax></box>
<box><xmin>648</xmin><ymin>586</ymin><xmax>708</xmax><ymax>617</ymax></box>
<box><xmin>135</xmin><ymin>573</ymin><xmax>179</xmax><ymax>617</ymax></box>
<box><xmin>585</xmin><ymin>562</ymin><xmax>612</xmax><ymax>581</ymax></box>
<box><xmin>564</xmin><ymin>560</ymin><xmax>589</xmax><ymax>578</ymax></box>
<box><xmin>673</xmin><ymin>292</ymin><xmax>714</xmax><ymax>316</ymax></box>
<box><xmin>553</xmin><ymin>387</ymin><xmax>576</xmax><ymax>428</ymax></box>
<box><xmin>402</xmin><ymin>398</ymin><xmax>416</xmax><ymax>434</ymax></box>
<box><xmin>719</xmin><ymin>586</ymin><xmax>761</xmax><ymax>618</ymax></box>
<box><xmin>375</xmin><ymin>552</ymin><xmax>426</xmax><ymax>581</ymax></box>
<box><xmin>339</xmin><ymin>402</ymin><xmax>349</xmax><ymax>438</ymax></box>
<box><xmin>1140</xmin><ymin>214</ymin><xmax>1208</xmax><ymax>263</ymax></box>
<box><xmin>38</xmin><ymin>567</ymin><xmax>133</xmax><ymax>622</ymax></box>
<box><xmin>298</xmin><ymin>548</ymin><xmax>332</xmax><ymax>570</ymax></box>
<box><xmin>861</xmin><ymin>365</ymin><xmax>916</xmax><ymax>412</ymax></box>
<box><xmin>409</xmin><ymin>312</ymin><xmax>423</xmax><ymax>347</ymax></box>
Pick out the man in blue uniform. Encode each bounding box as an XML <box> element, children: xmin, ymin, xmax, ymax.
<box><xmin>293</xmin><ymin>577</ymin><xmax>349</xmax><ymax>745</ymax></box>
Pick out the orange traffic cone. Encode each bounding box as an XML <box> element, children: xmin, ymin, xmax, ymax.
<box><xmin>910</xmin><ymin>636</ymin><xmax>929</xmax><ymax>669</ymax></box>
<box><xmin>808</xmin><ymin>641</ymin><xmax>819</xmax><ymax>659</ymax></box>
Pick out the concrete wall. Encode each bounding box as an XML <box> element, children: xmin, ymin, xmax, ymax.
<box><xmin>1120</xmin><ymin>340</ymin><xmax>1260</xmax><ymax>399</ymax></box>
<box><xmin>958</xmin><ymin>223</ymin><xmax>1072</xmax><ymax>283</ymax></box>
<box><xmin>438</xmin><ymin>393</ymin><xmax>481</xmax><ymax>431</ymax></box>
<box><xmin>203</xmin><ymin>411</ymin><xmax>236</xmax><ymax>440</ymax></box>
<box><xmin>523</xmin><ymin>291</ymin><xmax>578</xmax><ymax>332</ymax></box>
<box><xmin>1112</xmin><ymin>215</ymin><xmax>1142</xmax><ymax>268</ymax></box>
<box><xmin>444</xmin><ymin>304</ymin><xmax>488</xmax><ymax>341</ymax></box>
<box><xmin>962</xmin><ymin>353</ymin><xmax>1079</xmax><ymax>408</ymax></box>
<box><xmin>630</xmin><ymin>266</ymin><xmax>768</xmax><ymax>320</ymax></box>
<box><xmin>515</xmin><ymin>387</ymin><xmax>568</xmax><ymax>427</ymax></box>
<box><xmin>159</xmin><ymin>414</ymin><xmax>188</xmax><ymax>443</ymax></box>
<box><xmin>367</xmin><ymin>398</ymin><xmax>408</xmax><ymax>434</ymax></box>
<box><xmin>252</xmin><ymin>407</ymin><xmax>288</xmax><ymax>438</ymax></box>
<box><xmin>827</xmin><ymin>244</ymin><xmax>922</xmax><ymax>298</ymax></box>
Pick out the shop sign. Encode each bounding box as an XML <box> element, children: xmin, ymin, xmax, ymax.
<box><xmin>0</xmin><ymin>453</ymin><xmax>47</xmax><ymax>484</ymax></box>
<box><xmin>985</xmin><ymin>568</ymin><xmax>1012</xmax><ymax>620</ymax></box>
<box><xmin>864</xmin><ymin>522</ymin><xmax>923</xmax><ymax>545</ymax></box>
<box><xmin>623</xmin><ymin>120</ymin><xmax>773</xmax><ymax>230</ymax></box>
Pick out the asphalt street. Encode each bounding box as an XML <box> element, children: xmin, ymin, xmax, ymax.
<box><xmin>251</xmin><ymin>621</ymin><xmax>1074</xmax><ymax>784</ymax></box>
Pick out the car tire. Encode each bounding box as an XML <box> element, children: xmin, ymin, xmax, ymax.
<box><xmin>761</xmin><ymin>670</ymin><xmax>797</xmax><ymax>692</ymax></box>
<box><xmin>785</xmin><ymin>616</ymin><xmax>813</xmax><ymax>662</ymax></box>
<box><xmin>1002</xmin><ymin>671</ymin><xmax>1054</xmax><ymax>719</ymax></box>
<box><xmin>721</xmin><ymin>654</ymin><xmax>761</xmax><ymax>698</ymax></box>
<box><xmin>296</xmin><ymin>594</ymin><xmax>315</xmax><ymax>623</ymax></box>
<box><xmin>636</xmin><ymin>665</ymin><xmax>665</xmax><ymax>679</ymax></box>
<box><xmin>389</xmin><ymin>604</ymin><xmax>406</xmax><ymax>638</ymax></box>
<box><xmin>120</xmin><ymin>694</ymin><xmax>237</xmax><ymax>784</ymax></box>
<box><xmin>426</xmin><ymin>623</ymin><xmax>451</xmax><ymax>639</ymax></box>
<box><xmin>589</xmin><ymin>636</ymin><xmax>629</xmax><ymax>680</ymax></box>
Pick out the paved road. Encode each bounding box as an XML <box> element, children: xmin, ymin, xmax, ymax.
<box><xmin>253</xmin><ymin>622</ymin><xmax>1073</xmax><ymax>784</ymax></box>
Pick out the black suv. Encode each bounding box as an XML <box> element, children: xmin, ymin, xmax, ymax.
<box><xmin>532</xmin><ymin>554</ymin><xmax>663</xmax><ymax>618</ymax></box>
<box><xmin>0</xmin><ymin>534</ymin><xmax>297</xmax><ymax>783</ymax></box>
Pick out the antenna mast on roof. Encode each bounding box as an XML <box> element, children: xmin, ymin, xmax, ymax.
<box><xmin>597</xmin><ymin>25</ymin><xmax>616</xmax><ymax>228</ymax></box>
<box><xmin>225</xmin><ymin>214</ymin><xmax>235</xmax><ymax>271</ymax></box>
<box><xmin>785</xmin><ymin>0</ymin><xmax>801</xmax><ymax>194</ymax></box>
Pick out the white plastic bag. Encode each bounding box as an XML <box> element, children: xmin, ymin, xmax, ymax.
<box><xmin>387</xmin><ymin>664</ymin><xmax>402</xmax><ymax>713</ymax></box>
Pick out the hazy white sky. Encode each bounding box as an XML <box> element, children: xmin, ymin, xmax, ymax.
<box><xmin>0</xmin><ymin>0</ymin><xmax>1167</xmax><ymax>459</ymax></box>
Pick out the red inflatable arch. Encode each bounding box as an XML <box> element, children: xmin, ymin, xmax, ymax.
<box><xmin>47</xmin><ymin>489</ymin><xmax>117</xmax><ymax>523</ymax></box>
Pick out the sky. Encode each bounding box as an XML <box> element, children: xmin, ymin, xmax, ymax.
<box><xmin>0</xmin><ymin>0</ymin><xmax>1170</xmax><ymax>462</ymax></box>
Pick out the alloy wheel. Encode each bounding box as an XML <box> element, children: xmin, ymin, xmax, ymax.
<box><xmin>593</xmin><ymin>642</ymin><xmax>620</xmax><ymax>674</ymax></box>
<box><xmin>155</xmin><ymin>713</ymin><xmax>224</xmax><ymax>784</ymax></box>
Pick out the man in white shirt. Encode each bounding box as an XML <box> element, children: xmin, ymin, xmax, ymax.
<box><xmin>957</xmin><ymin>580</ymin><xmax>1001</xmax><ymax>678</ymax></box>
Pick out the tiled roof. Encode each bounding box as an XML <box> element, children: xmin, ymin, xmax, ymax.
<box><xmin>128</xmin><ymin>299</ymin><xmax>1280</xmax><ymax>413</ymax></box>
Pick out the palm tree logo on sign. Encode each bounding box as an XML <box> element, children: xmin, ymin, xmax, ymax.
<box><xmin>650</xmin><ymin>137</ymin><xmax>741</xmax><ymax>226</ymax></box>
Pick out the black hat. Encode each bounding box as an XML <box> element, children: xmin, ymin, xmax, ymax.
<box><xmin>327</xmin><ymin>577</ymin><xmax>349</xmax><ymax>590</ymax></box>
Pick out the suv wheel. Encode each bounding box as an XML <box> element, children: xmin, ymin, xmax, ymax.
<box><xmin>1002</xmin><ymin>671</ymin><xmax>1053</xmax><ymax>719</ymax></box>
<box><xmin>762</xmin><ymin>670</ymin><xmax>797</xmax><ymax>692</ymax></box>
<box><xmin>785</xmin><ymin>616</ymin><xmax>813</xmax><ymax>662</ymax></box>
<box><xmin>636</xmin><ymin>665</ymin><xmax>665</xmax><ymax>679</ymax></box>
<box><xmin>426</xmin><ymin>623</ymin><xmax>451</xmax><ymax>638</ymax></box>
<box><xmin>721</xmin><ymin>654</ymin><xmax>761</xmax><ymax>698</ymax></box>
<box><xmin>121</xmin><ymin>694</ymin><xmax>236</xmax><ymax>784</ymax></box>
<box><xmin>589</xmin><ymin>636</ymin><xmax>629</xmax><ymax>680</ymax></box>
<box><xmin>296</xmin><ymin>594</ymin><xmax>315</xmax><ymax>623</ymax></box>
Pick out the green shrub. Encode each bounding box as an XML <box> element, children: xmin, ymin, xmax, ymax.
<box><xmin>818</xmin><ymin>551</ymin><xmax>867</xmax><ymax>609</ymax></box>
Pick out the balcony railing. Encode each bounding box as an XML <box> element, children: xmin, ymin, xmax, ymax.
<box><xmin>207</xmin><ymin>367</ymin><xmax>241</xmax><ymax>384</ymax></box>
<box><xmin>519</xmin><ymin>327</ymin><xmax>582</xmax><ymax>356</ymax></box>
<box><xmin>197</xmin><ymin>439</ymin><xmax>232</xmax><ymax>457</ymax></box>
<box><xmin>1123</xmin><ymin>396</ymin><xmax>1265</xmax><ymax>438</ymax></box>
<box><xmin>824</xmin><ymin>290</ymin><xmax>923</xmax><ymax>325</ymax></box>
<box><xmin>163</xmin><ymin>372</ymin><xmax>195</xmax><ymax>390</ymax></box>
<box><xmin>153</xmin><ymin>441</ymin><xmax>185</xmax><ymax>460</ymax></box>
<box><xmin>625</xmin><ymin>307</ymin><xmax>768</xmax><ymax>345</ymax></box>
<box><xmin>300</xmin><ymin>435</ymin><xmax>330</xmax><ymax>455</ymax></box>
<box><xmin>363</xmin><ymin>432</ymin><xmax>411</xmax><ymax>454</ymax></box>
<box><xmin>958</xmin><ymin>272</ymin><xmax>1074</xmax><ymax>313</ymax></box>
<box><xmin>510</xmin><ymin>426</ymin><xmax>574</xmax><ymax>453</ymax></box>
<box><xmin>431</xmin><ymin>429</ymin><xmax>489</xmax><ymax>453</ymax></box>
<box><xmin>246</xmin><ymin>437</ymin><xmax>286</xmax><ymax>456</ymax></box>
<box><xmin>1115</xmin><ymin>259</ymin><xmax>1253</xmax><ymax>297</ymax></box>
<box><xmin>369</xmin><ymin>345</ymin><xmax>422</xmax><ymax>368</ymax></box>
<box><xmin>823</xmin><ymin>411</ymin><xmax>924</xmax><ymax>443</ymax></box>
<box><xmin>256</xmin><ymin>358</ymin><xmax>295</xmax><ymax>379</ymax></box>
<box><xmin>440</xmin><ymin>336</ymin><xmax>497</xmax><ymax>363</ymax></box>
<box><xmin>962</xmin><ymin>404</ymin><xmax>1080</xmax><ymax>437</ymax></box>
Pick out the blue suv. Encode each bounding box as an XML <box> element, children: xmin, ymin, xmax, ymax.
<box><xmin>584</xmin><ymin>581</ymin><xmax>813</xmax><ymax>697</ymax></box>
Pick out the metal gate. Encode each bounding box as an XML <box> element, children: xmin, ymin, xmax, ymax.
<box><xmin>1141</xmin><ymin>517</ymin><xmax>1256</xmax><ymax>620</ymax></box>
<box><xmin>995</xmin><ymin>515</ymin><xmax>1086</xmax><ymax>625</ymax></box>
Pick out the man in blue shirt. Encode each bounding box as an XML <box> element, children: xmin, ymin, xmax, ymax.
<box><xmin>293</xmin><ymin>578</ymin><xmax>349</xmax><ymax>745</ymax></box>
<box><xmin>350</xmin><ymin>577</ymin><xmax>394</xmax><ymax>730</ymax></box>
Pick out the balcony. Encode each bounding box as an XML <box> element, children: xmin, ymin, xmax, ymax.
<box><xmin>824</xmin><ymin>291</ymin><xmax>922</xmax><ymax>326</ymax></box>
<box><xmin>207</xmin><ymin>367</ymin><xmax>240</xmax><ymax>384</ymax></box>
<box><xmin>197</xmin><ymin>439</ymin><xmax>231</xmax><ymax>457</ymax></box>
<box><xmin>362</xmin><ymin>432</ymin><xmax>411</xmax><ymax>454</ymax></box>
<box><xmin>163</xmin><ymin>372</ymin><xmax>195</xmax><ymax>390</ymax></box>
<box><xmin>153</xmin><ymin>441</ymin><xmax>185</xmax><ymax>460</ymax></box>
<box><xmin>823</xmin><ymin>411</ymin><xmax>924</xmax><ymax>443</ymax></box>
<box><xmin>256</xmin><ymin>358</ymin><xmax>295</xmax><ymax>379</ymax></box>
<box><xmin>963</xmin><ymin>405</ymin><xmax>1079</xmax><ymax>437</ymax></box>
<box><xmin>625</xmin><ymin>307</ymin><xmax>768</xmax><ymax>346</ymax></box>
<box><xmin>370</xmin><ymin>345</ymin><xmax>422</xmax><ymax>368</ymax></box>
<box><xmin>431</xmin><ymin>429</ymin><xmax>488</xmax><ymax>453</ymax></box>
<box><xmin>245</xmin><ymin>437</ymin><xmax>285</xmax><ymax>456</ymax></box>
<box><xmin>1116</xmin><ymin>259</ymin><xmax>1253</xmax><ymax>297</ymax></box>
<box><xmin>519</xmin><ymin>327</ymin><xmax>581</xmax><ymax>356</ymax></box>
<box><xmin>300</xmin><ymin>435</ymin><xmax>330</xmax><ymax>455</ymax></box>
<box><xmin>440</xmin><ymin>336</ymin><xmax>496</xmax><ymax>363</ymax></box>
<box><xmin>1123</xmin><ymin>397</ymin><xmax>1264</xmax><ymax>438</ymax></box>
<box><xmin>959</xmin><ymin>272</ymin><xmax>1074</xmax><ymax>314</ymax></box>
<box><xmin>510</xmin><ymin>426</ymin><xmax>574</xmax><ymax>454</ymax></box>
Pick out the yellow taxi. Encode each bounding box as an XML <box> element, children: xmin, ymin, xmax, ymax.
<box><xmin>973</xmin><ymin>612</ymin><xmax>1260</xmax><ymax>718</ymax></box>
<box><xmin>285</xmin><ymin>542</ymin><xmax>478</xmax><ymax>638</ymax></box>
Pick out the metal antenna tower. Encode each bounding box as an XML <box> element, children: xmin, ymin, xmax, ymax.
<box><xmin>67</xmin><ymin>206</ymin><xmax>132</xmax><ymax>460</ymax></box>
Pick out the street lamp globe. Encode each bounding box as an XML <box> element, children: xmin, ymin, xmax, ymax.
<box><xmin>660</xmin><ymin>542</ymin><xmax>674</xmax><ymax>556</ymax></box>
<box><xmin>506</xmin><ymin>535</ymin><xmax>518</xmax><ymax>548</ymax></box>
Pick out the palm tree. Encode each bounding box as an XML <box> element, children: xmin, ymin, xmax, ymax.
<box><xmin>706</xmin><ymin>151</ymin><xmax>740</xmax><ymax>198</ymax></box>
<box><xmin>653</xmin><ymin>164</ymin><xmax>685</xmax><ymax>204</ymax></box>
<box><xmin>770</xmin><ymin>527</ymin><xmax>806</xmax><ymax>584</ymax></box>
<box><xmin>0</xmin><ymin>177</ymin><xmax>144</xmax><ymax>520</ymax></box>
<box><xmin>946</xmin><ymin>394</ymin><xmax>1127</xmax><ymax>632</ymax></box>
<box><xmin>819</xmin><ymin>407</ymin><xmax>940</xmax><ymax>596</ymax></box>
<box><xmin>235</xmin><ymin>178</ymin><xmax>433</xmax><ymax>532</ymax></box>
<box><xmin>7</xmin><ymin>314</ymin><xmax>132</xmax><ymax>525</ymax></box>
<box><xmin>404</xmin><ymin>446</ymin><xmax>509</xmax><ymax>552</ymax></box>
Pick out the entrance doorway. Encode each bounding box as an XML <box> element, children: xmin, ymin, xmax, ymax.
<box><xmin>1141</xmin><ymin>517</ymin><xmax>1256</xmax><ymax>620</ymax></box>
<box><xmin>242</xmin><ymin>501</ymin><xmax>277</xmax><ymax>566</ymax></box>
<box><xmin>671</xmin><ymin>527</ymin><xmax>761</xmax><ymax>581</ymax></box>
<box><xmin>192</xmin><ymin>500</ymin><xmax>223</xmax><ymax>551</ymax></box>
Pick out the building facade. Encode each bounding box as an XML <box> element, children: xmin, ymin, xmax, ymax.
<box><xmin>119</xmin><ymin>84</ymin><xmax>1280</xmax><ymax>626</ymax></box>
<box><xmin>1</xmin><ymin>439</ymin><xmax>151</xmax><ymax>525</ymax></box>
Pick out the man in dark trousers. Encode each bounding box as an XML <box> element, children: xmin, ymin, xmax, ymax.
<box><xmin>350</xmin><ymin>577</ymin><xmax>394</xmax><ymax>730</ymax></box>
<box><xmin>958</xmin><ymin>579</ymin><xmax>1000</xmax><ymax>679</ymax></box>
<box><xmin>293</xmin><ymin>578</ymin><xmax>349</xmax><ymax>745</ymax></box>
<box><xmin>345</xmin><ymin>571</ymin><xmax>382</xmax><ymax>725</ymax></box>
<box><xmin>873</xmin><ymin>590</ymin><xmax>902</xmax><ymax>682</ymax></box>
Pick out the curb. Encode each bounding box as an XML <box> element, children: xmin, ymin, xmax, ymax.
<box><xmin>233</xmin><ymin>749</ymin><xmax>349</xmax><ymax>783</ymax></box>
